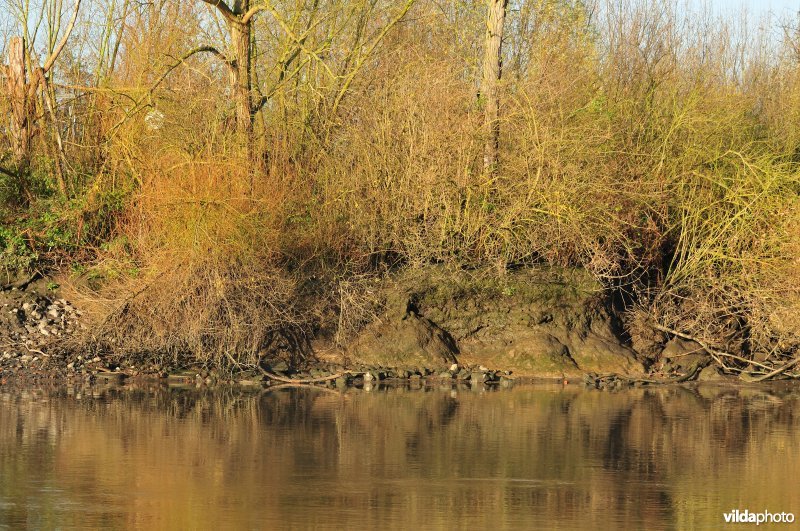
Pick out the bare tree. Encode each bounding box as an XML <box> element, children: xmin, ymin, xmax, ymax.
<box><xmin>187</xmin><ymin>0</ymin><xmax>416</xmax><ymax>183</ymax></box>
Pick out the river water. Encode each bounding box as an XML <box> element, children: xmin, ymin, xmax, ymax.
<box><xmin>1</xmin><ymin>382</ymin><xmax>798</xmax><ymax>529</ymax></box>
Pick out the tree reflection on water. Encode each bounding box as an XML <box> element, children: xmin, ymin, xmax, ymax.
<box><xmin>1</xmin><ymin>383</ymin><xmax>798</xmax><ymax>529</ymax></box>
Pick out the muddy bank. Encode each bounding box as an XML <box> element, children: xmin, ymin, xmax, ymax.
<box><xmin>339</xmin><ymin>266</ymin><xmax>737</xmax><ymax>383</ymax></box>
<box><xmin>0</xmin><ymin>266</ymin><xmax>737</xmax><ymax>385</ymax></box>
<box><xmin>345</xmin><ymin>266</ymin><xmax>642</xmax><ymax>376</ymax></box>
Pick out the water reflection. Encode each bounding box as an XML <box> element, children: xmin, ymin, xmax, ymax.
<box><xmin>1</xmin><ymin>383</ymin><xmax>799</xmax><ymax>529</ymax></box>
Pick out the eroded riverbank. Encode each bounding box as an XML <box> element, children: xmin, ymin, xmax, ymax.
<box><xmin>0</xmin><ymin>266</ymin><xmax>787</xmax><ymax>386</ymax></box>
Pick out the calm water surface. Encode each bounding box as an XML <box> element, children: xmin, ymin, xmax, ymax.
<box><xmin>1</xmin><ymin>382</ymin><xmax>799</xmax><ymax>529</ymax></box>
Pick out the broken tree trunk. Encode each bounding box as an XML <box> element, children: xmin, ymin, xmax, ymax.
<box><xmin>2</xmin><ymin>0</ymin><xmax>81</xmax><ymax>200</ymax></box>
<box><xmin>5</xmin><ymin>37</ymin><xmax>36</xmax><ymax>172</ymax></box>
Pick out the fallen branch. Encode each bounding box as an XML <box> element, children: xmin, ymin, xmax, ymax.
<box><xmin>751</xmin><ymin>357</ymin><xmax>800</xmax><ymax>382</ymax></box>
<box><xmin>260</xmin><ymin>368</ymin><xmax>343</xmax><ymax>383</ymax></box>
<box><xmin>263</xmin><ymin>383</ymin><xmax>342</xmax><ymax>394</ymax></box>
<box><xmin>652</xmin><ymin>323</ymin><xmax>775</xmax><ymax>375</ymax></box>
<box><xmin>591</xmin><ymin>363</ymin><xmax>703</xmax><ymax>386</ymax></box>
<box><xmin>19</xmin><ymin>343</ymin><xmax>46</xmax><ymax>357</ymax></box>
<box><xmin>259</xmin><ymin>367</ymin><xmax>358</xmax><ymax>384</ymax></box>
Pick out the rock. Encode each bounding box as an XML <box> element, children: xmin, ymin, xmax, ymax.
<box><xmin>449</xmin><ymin>363</ymin><xmax>459</xmax><ymax>372</ymax></box>
<box><xmin>477</xmin><ymin>334</ymin><xmax>579</xmax><ymax>377</ymax></box>
<box><xmin>347</xmin><ymin>311</ymin><xmax>459</xmax><ymax>370</ymax></box>
<box><xmin>471</xmin><ymin>372</ymin><xmax>488</xmax><ymax>383</ymax></box>
<box><xmin>697</xmin><ymin>365</ymin><xmax>729</xmax><ymax>382</ymax></box>
<box><xmin>269</xmin><ymin>360</ymin><xmax>289</xmax><ymax>373</ymax></box>
<box><xmin>96</xmin><ymin>372</ymin><xmax>126</xmax><ymax>383</ymax></box>
<box><xmin>661</xmin><ymin>337</ymin><xmax>704</xmax><ymax>359</ymax></box>
<box><xmin>660</xmin><ymin>338</ymin><xmax>710</xmax><ymax>375</ymax></box>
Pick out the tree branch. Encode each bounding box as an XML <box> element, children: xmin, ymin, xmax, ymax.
<box><xmin>0</xmin><ymin>166</ymin><xmax>18</xmax><ymax>179</ymax></box>
<box><xmin>200</xmin><ymin>0</ymin><xmax>238</xmax><ymax>23</ymax></box>
<box><xmin>330</xmin><ymin>0</ymin><xmax>416</xmax><ymax>118</ymax></box>
<box><xmin>241</xmin><ymin>3</ymin><xmax>267</xmax><ymax>25</ymax></box>
<box><xmin>41</xmin><ymin>0</ymin><xmax>82</xmax><ymax>75</ymax></box>
<box><xmin>752</xmin><ymin>356</ymin><xmax>800</xmax><ymax>382</ymax></box>
<box><xmin>150</xmin><ymin>46</ymin><xmax>234</xmax><ymax>97</ymax></box>
<box><xmin>106</xmin><ymin>46</ymin><xmax>233</xmax><ymax>138</ymax></box>
<box><xmin>254</xmin><ymin>55</ymin><xmax>311</xmax><ymax>113</ymax></box>
<box><xmin>245</xmin><ymin>3</ymin><xmax>336</xmax><ymax>79</ymax></box>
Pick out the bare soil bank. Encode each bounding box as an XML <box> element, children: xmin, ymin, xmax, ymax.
<box><xmin>0</xmin><ymin>266</ymin><xmax>734</xmax><ymax>385</ymax></box>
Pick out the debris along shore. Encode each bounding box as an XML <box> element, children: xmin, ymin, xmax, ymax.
<box><xmin>0</xmin><ymin>277</ymin><xmax>84</xmax><ymax>382</ymax></box>
<box><xmin>0</xmin><ymin>267</ymin><xmax>792</xmax><ymax>388</ymax></box>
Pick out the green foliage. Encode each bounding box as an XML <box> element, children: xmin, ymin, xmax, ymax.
<box><xmin>0</xmin><ymin>225</ymin><xmax>37</xmax><ymax>272</ymax></box>
<box><xmin>0</xmin><ymin>174</ymin><xmax>132</xmax><ymax>273</ymax></box>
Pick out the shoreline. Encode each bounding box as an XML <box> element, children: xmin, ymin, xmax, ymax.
<box><xmin>0</xmin><ymin>267</ymin><xmax>792</xmax><ymax>387</ymax></box>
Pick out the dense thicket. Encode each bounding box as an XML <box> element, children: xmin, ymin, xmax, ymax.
<box><xmin>1</xmin><ymin>0</ymin><xmax>799</xmax><ymax>370</ymax></box>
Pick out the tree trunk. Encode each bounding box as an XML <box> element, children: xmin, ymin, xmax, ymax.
<box><xmin>229</xmin><ymin>0</ymin><xmax>255</xmax><ymax>190</ymax></box>
<box><xmin>230</xmin><ymin>17</ymin><xmax>253</xmax><ymax>137</ymax></box>
<box><xmin>481</xmin><ymin>0</ymin><xmax>508</xmax><ymax>174</ymax></box>
<box><xmin>6</xmin><ymin>37</ymin><xmax>32</xmax><ymax>170</ymax></box>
